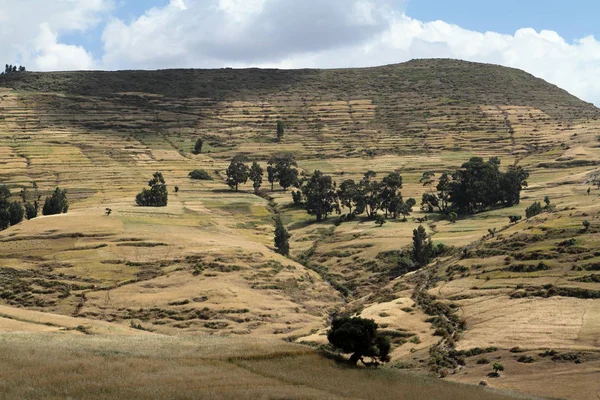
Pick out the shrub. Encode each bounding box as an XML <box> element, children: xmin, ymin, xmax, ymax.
<box><xmin>188</xmin><ymin>169</ymin><xmax>213</xmax><ymax>180</ymax></box>
<box><xmin>525</xmin><ymin>202</ymin><xmax>543</xmax><ymax>219</ymax></box>
<box><xmin>477</xmin><ymin>358</ymin><xmax>490</xmax><ymax>364</ymax></box>
<box><xmin>517</xmin><ymin>355</ymin><xmax>535</xmax><ymax>363</ymax></box>
<box><xmin>508</xmin><ymin>215</ymin><xmax>522</xmax><ymax>224</ymax></box>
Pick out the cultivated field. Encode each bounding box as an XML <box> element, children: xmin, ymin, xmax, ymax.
<box><xmin>0</xmin><ymin>59</ymin><xmax>599</xmax><ymax>399</ymax></box>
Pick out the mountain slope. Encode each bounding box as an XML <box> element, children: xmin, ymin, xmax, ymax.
<box><xmin>0</xmin><ymin>59</ymin><xmax>599</xmax><ymax>399</ymax></box>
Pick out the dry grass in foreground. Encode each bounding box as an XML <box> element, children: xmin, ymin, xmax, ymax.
<box><xmin>0</xmin><ymin>333</ymin><xmax>541</xmax><ymax>400</ymax></box>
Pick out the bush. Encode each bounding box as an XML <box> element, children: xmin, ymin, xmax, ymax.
<box><xmin>508</xmin><ymin>215</ymin><xmax>522</xmax><ymax>224</ymax></box>
<box><xmin>517</xmin><ymin>355</ymin><xmax>535</xmax><ymax>363</ymax></box>
<box><xmin>477</xmin><ymin>358</ymin><xmax>490</xmax><ymax>364</ymax></box>
<box><xmin>525</xmin><ymin>202</ymin><xmax>543</xmax><ymax>219</ymax></box>
<box><xmin>188</xmin><ymin>169</ymin><xmax>213</xmax><ymax>180</ymax></box>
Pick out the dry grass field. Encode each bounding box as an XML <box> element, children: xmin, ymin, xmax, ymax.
<box><xmin>0</xmin><ymin>332</ymin><xmax>542</xmax><ymax>400</ymax></box>
<box><xmin>0</xmin><ymin>59</ymin><xmax>599</xmax><ymax>399</ymax></box>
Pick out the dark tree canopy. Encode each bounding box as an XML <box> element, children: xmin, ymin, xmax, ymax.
<box><xmin>0</xmin><ymin>185</ymin><xmax>25</xmax><ymax>230</ymax></box>
<box><xmin>189</xmin><ymin>169</ymin><xmax>213</xmax><ymax>180</ymax></box>
<box><xmin>193</xmin><ymin>138</ymin><xmax>203</xmax><ymax>154</ymax></box>
<box><xmin>525</xmin><ymin>201</ymin><xmax>543</xmax><ymax>219</ymax></box>
<box><xmin>327</xmin><ymin>317</ymin><xmax>390</xmax><ymax>366</ymax></box>
<box><xmin>268</xmin><ymin>154</ymin><xmax>298</xmax><ymax>191</ymax></box>
<box><xmin>274</xmin><ymin>215</ymin><xmax>290</xmax><ymax>256</ymax></box>
<box><xmin>3</xmin><ymin>64</ymin><xmax>25</xmax><ymax>74</ymax></box>
<box><xmin>301</xmin><ymin>170</ymin><xmax>339</xmax><ymax>222</ymax></box>
<box><xmin>136</xmin><ymin>172</ymin><xmax>168</xmax><ymax>207</ymax></box>
<box><xmin>412</xmin><ymin>225</ymin><xmax>433</xmax><ymax>268</ymax></box>
<box><xmin>42</xmin><ymin>187</ymin><xmax>69</xmax><ymax>215</ymax></box>
<box><xmin>226</xmin><ymin>155</ymin><xmax>250</xmax><ymax>191</ymax></box>
<box><xmin>421</xmin><ymin>158</ymin><xmax>528</xmax><ymax>215</ymax></box>
<box><xmin>337</xmin><ymin>179</ymin><xmax>360</xmax><ymax>215</ymax></box>
<box><xmin>249</xmin><ymin>161</ymin><xmax>263</xmax><ymax>194</ymax></box>
<box><xmin>276</xmin><ymin>120</ymin><xmax>285</xmax><ymax>142</ymax></box>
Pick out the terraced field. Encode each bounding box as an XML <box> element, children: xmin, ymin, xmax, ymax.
<box><xmin>0</xmin><ymin>59</ymin><xmax>599</xmax><ymax>399</ymax></box>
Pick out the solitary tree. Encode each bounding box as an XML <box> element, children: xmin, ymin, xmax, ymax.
<box><xmin>226</xmin><ymin>155</ymin><xmax>250</xmax><ymax>192</ymax></box>
<box><xmin>274</xmin><ymin>215</ymin><xmax>290</xmax><ymax>256</ymax></box>
<box><xmin>276</xmin><ymin>120</ymin><xmax>285</xmax><ymax>142</ymax></box>
<box><xmin>583</xmin><ymin>220</ymin><xmax>591</xmax><ymax>231</ymax></box>
<box><xmin>249</xmin><ymin>161</ymin><xmax>263</xmax><ymax>194</ymax></box>
<box><xmin>412</xmin><ymin>225</ymin><xmax>433</xmax><ymax>268</ymax></box>
<box><xmin>43</xmin><ymin>187</ymin><xmax>69</xmax><ymax>215</ymax></box>
<box><xmin>135</xmin><ymin>172</ymin><xmax>168</xmax><ymax>207</ymax></box>
<box><xmin>193</xmin><ymin>138</ymin><xmax>203</xmax><ymax>154</ymax></box>
<box><xmin>327</xmin><ymin>317</ymin><xmax>390</xmax><ymax>366</ymax></box>
<box><xmin>492</xmin><ymin>362</ymin><xmax>504</xmax><ymax>376</ymax></box>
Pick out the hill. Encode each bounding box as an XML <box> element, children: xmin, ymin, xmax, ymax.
<box><xmin>0</xmin><ymin>59</ymin><xmax>599</xmax><ymax>399</ymax></box>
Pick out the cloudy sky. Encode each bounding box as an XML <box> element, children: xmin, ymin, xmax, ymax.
<box><xmin>2</xmin><ymin>0</ymin><xmax>600</xmax><ymax>105</ymax></box>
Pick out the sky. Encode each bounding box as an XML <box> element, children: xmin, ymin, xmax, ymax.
<box><xmin>1</xmin><ymin>0</ymin><xmax>600</xmax><ymax>105</ymax></box>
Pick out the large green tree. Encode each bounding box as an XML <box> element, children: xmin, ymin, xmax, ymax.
<box><xmin>301</xmin><ymin>170</ymin><xmax>339</xmax><ymax>222</ymax></box>
<box><xmin>358</xmin><ymin>171</ymin><xmax>382</xmax><ymax>218</ymax></box>
<box><xmin>268</xmin><ymin>154</ymin><xmax>298</xmax><ymax>191</ymax></box>
<box><xmin>327</xmin><ymin>317</ymin><xmax>391</xmax><ymax>366</ymax></box>
<box><xmin>135</xmin><ymin>172</ymin><xmax>168</xmax><ymax>207</ymax></box>
<box><xmin>249</xmin><ymin>161</ymin><xmax>263</xmax><ymax>194</ymax></box>
<box><xmin>412</xmin><ymin>225</ymin><xmax>433</xmax><ymax>268</ymax></box>
<box><xmin>337</xmin><ymin>179</ymin><xmax>360</xmax><ymax>215</ymax></box>
<box><xmin>274</xmin><ymin>215</ymin><xmax>290</xmax><ymax>256</ymax></box>
<box><xmin>226</xmin><ymin>156</ymin><xmax>250</xmax><ymax>192</ymax></box>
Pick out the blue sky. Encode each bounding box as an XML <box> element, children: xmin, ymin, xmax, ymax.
<box><xmin>59</xmin><ymin>0</ymin><xmax>600</xmax><ymax>63</ymax></box>
<box><xmin>406</xmin><ymin>0</ymin><xmax>599</xmax><ymax>42</ymax></box>
<box><xmin>2</xmin><ymin>0</ymin><xmax>600</xmax><ymax>105</ymax></box>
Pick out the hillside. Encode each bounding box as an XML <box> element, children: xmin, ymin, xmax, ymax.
<box><xmin>0</xmin><ymin>59</ymin><xmax>599</xmax><ymax>400</ymax></box>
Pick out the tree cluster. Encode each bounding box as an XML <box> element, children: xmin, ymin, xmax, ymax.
<box><xmin>42</xmin><ymin>187</ymin><xmax>68</xmax><ymax>215</ymax></box>
<box><xmin>294</xmin><ymin>170</ymin><xmax>416</xmax><ymax>222</ymax></box>
<box><xmin>2</xmin><ymin>64</ymin><xmax>25</xmax><ymax>74</ymax></box>
<box><xmin>225</xmin><ymin>153</ymin><xmax>299</xmax><ymax>193</ymax></box>
<box><xmin>136</xmin><ymin>172</ymin><xmax>168</xmax><ymax>207</ymax></box>
<box><xmin>0</xmin><ymin>186</ymin><xmax>24</xmax><ymax>230</ymax></box>
<box><xmin>0</xmin><ymin>183</ymin><xmax>62</xmax><ymax>231</ymax></box>
<box><xmin>421</xmin><ymin>157</ymin><xmax>528</xmax><ymax>216</ymax></box>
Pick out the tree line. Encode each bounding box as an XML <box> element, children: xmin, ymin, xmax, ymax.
<box><xmin>2</xmin><ymin>64</ymin><xmax>26</xmax><ymax>74</ymax></box>
<box><xmin>0</xmin><ymin>183</ymin><xmax>68</xmax><ymax>232</ymax></box>
<box><xmin>224</xmin><ymin>153</ymin><xmax>418</xmax><ymax>223</ymax></box>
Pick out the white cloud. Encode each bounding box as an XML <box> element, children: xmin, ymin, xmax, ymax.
<box><xmin>99</xmin><ymin>1</ymin><xmax>600</xmax><ymax>106</ymax></box>
<box><xmin>0</xmin><ymin>0</ymin><xmax>112</xmax><ymax>71</ymax></box>
<box><xmin>33</xmin><ymin>23</ymin><xmax>96</xmax><ymax>71</ymax></box>
<box><xmin>1</xmin><ymin>1</ymin><xmax>599</xmax><ymax>106</ymax></box>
